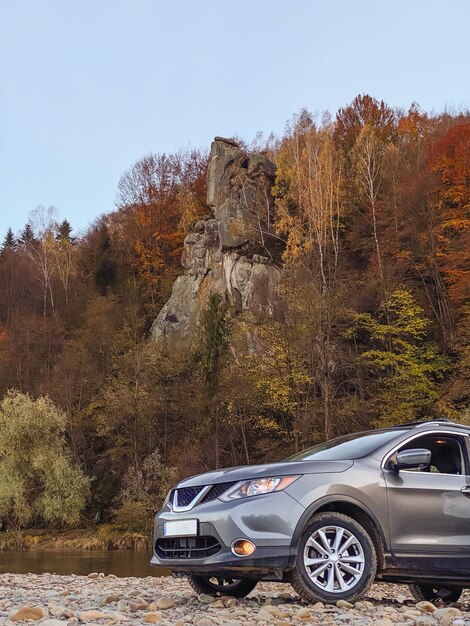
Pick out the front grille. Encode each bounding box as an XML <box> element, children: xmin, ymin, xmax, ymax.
<box><xmin>200</xmin><ymin>481</ymin><xmax>237</xmax><ymax>503</ymax></box>
<box><xmin>173</xmin><ymin>485</ymin><xmax>204</xmax><ymax>507</ymax></box>
<box><xmin>170</xmin><ymin>482</ymin><xmax>237</xmax><ymax>509</ymax></box>
<box><xmin>156</xmin><ymin>536</ymin><xmax>221</xmax><ymax>559</ymax></box>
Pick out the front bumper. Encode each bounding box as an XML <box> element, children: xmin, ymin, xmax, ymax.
<box><xmin>150</xmin><ymin>490</ymin><xmax>305</xmax><ymax>579</ymax></box>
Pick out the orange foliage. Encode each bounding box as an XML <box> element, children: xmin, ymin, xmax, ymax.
<box><xmin>428</xmin><ymin>124</ymin><xmax>470</xmax><ymax>307</ymax></box>
<box><xmin>334</xmin><ymin>94</ymin><xmax>397</xmax><ymax>150</ymax></box>
<box><xmin>113</xmin><ymin>150</ymin><xmax>207</xmax><ymax>299</ymax></box>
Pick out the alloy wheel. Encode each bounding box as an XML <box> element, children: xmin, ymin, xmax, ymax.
<box><xmin>303</xmin><ymin>524</ymin><xmax>365</xmax><ymax>593</ymax></box>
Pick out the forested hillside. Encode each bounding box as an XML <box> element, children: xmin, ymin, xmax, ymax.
<box><xmin>0</xmin><ymin>95</ymin><xmax>468</xmax><ymax>530</ymax></box>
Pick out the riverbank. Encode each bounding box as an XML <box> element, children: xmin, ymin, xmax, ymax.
<box><xmin>0</xmin><ymin>528</ymin><xmax>150</xmax><ymax>552</ymax></box>
<box><xmin>0</xmin><ymin>573</ymin><xmax>468</xmax><ymax>626</ymax></box>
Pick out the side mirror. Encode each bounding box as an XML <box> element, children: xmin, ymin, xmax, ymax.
<box><xmin>392</xmin><ymin>448</ymin><xmax>432</xmax><ymax>471</ymax></box>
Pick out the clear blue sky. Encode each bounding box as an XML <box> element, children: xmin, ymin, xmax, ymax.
<box><xmin>1</xmin><ymin>0</ymin><xmax>469</xmax><ymax>239</ymax></box>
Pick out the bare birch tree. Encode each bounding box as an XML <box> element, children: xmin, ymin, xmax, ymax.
<box><xmin>26</xmin><ymin>206</ymin><xmax>59</xmax><ymax>318</ymax></box>
<box><xmin>352</xmin><ymin>125</ymin><xmax>387</xmax><ymax>286</ymax></box>
<box><xmin>275</xmin><ymin>118</ymin><xmax>345</xmax><ymax>440</ymax></box>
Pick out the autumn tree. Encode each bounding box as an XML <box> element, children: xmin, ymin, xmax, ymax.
<box><xmin>347</xmin><ymin>289</ymin><xmax>448</xmax><ymax>426</ymax></box>
<box><xmin>115</xmin><ymin>149</ymin><xmax>207</xmax><ymax>307</ymax></box>
<box><xmin>0</xmin><ymin>391</ymin><xmax>89</xmax><ymax>528</ymax></box>
<box><xmin>97</xmin><ymin>342</ymin><xmax>167</xmax><ymax>471</ymax></box>
<box><xmin>334</xmin><ymin>94</ymin><xmax>397</xmax><ymax>151</ymax></box>
<box><xmin>444</xmin><ymin>305</ymin><xmax>470</xmax><ymax>414</ymax></box>
<box><xmin>220</xmin><ymin>319</ymin><xmax>311</xmax><ymax>463</ymax></box>
<box><xmin>194</xmin><ymin>292</ymin><xmax>229</xmax><ymax>468</ymax></box>
<box><xmin>428</xmin><ymin>123</ymin><xmax>470</xmax><ymax>309</ymax></box>
<box><xmin>274</xmin><ymin>113</ymin><xmax>347</xmax><ymax>439</ymax></box>
<box><xmin>117</xmin><ymin>451</ymin><xmax>176</xmax><ymax>530</ymax></box>
<box><xmin>45</xmin><ymin>294</ymin><xmax>122</xmax><ymax>465</ymax></box>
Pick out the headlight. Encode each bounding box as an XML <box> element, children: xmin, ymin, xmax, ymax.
<box><xmin>162</xmin><ymin>489</ymin><xmax>174</xmax><ymax>509</ymax></box>
<box><xmin>220</xmin><ymin>476</ymin><xmax>300</xmax><ymax>501</ymax></box>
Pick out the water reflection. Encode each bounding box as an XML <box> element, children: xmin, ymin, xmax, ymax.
<box><xmin>0</xmin><ymin>550</ymin><xmax>165</xmax><ymax>577</ymax></box>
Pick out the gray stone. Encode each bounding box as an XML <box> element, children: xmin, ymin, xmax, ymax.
<box><xmin>195</xmin><ymin>619</ymin><xmax>214</xmax><ymax>626</ymax></box>
<box><xmin>129</xmin><ymin>599</ymin><xmax>148</xmax><ymax>611</ymax></box>
<box><xmin>155</xmin><ymin>597</ymin><xmax>175</xmax><ymax>610</ymax></box>
<box><xmin>337</xmin><ymin>599</ymin><xmax>355</xmax><ymax>609</ymax></box>
<box><xmin>197</xmin><ymin>593</ymin><xmax>215</xmax><ymax>604</ymax></box>
<box><xmin>100</xmin><ymin>594</ymin><xmax>120</xmax><ymax>606</ymax></box>
<box><xmin>413</xmin><ymin>615</ymin><xmax>436</xmax><ymax>626</ymax></box>
<box><xmin>151</xmin><ymin>137</ymin><xmax>282</xmax><ymax>345</ymax></box>
<box><xmin>433</xmin><ymin>607</ymin><xmax>462</xmax><ymax>626</ymax></box>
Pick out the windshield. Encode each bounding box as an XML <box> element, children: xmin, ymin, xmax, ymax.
<box><xmin>284</xmin><ymin>429</ymin><xmax>409</xmax><ymax>462</ymax></box>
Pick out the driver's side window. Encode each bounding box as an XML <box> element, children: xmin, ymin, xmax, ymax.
<box><xmin>397</xmin><ymin>434</ymin><xmax>467</xmax><ymax>475</ymax></box>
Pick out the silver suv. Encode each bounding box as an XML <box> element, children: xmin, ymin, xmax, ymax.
<box><xmin>151</xmin><ymin>421</ymin><xmax>470</xmax><ymax>604</ymax></box>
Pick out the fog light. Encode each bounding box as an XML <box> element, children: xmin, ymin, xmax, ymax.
<box><xmin>231</xmin><ymin>539</ymin><xmax>256</xmax><ymax>556</ymax></box>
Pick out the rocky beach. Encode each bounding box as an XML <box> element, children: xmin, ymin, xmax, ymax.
<box><xmin>0</xmin><ymin>574</ymin><xmax>468</xmax><ymax>626</ymax></box>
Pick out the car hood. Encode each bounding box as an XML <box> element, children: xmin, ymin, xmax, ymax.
<box><xmin>177</xmin><ymin>460</ymin><xmax>353</xmax><ymax>488</ymax></box>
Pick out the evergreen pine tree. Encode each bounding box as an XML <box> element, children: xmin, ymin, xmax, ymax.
<box><xmin>18</xmin><ymin>223</ymin><xmax>36</xmax><ymax>247</ymax></box>
<box><xmin>56</xmin><ymin>219</ymin><xmax>74</xmax><ymax>243</ymax></box>
<box><xmin>2</xmin><ymin>227</ymin><xmax>16</xmax><ymax>250</ymax></box>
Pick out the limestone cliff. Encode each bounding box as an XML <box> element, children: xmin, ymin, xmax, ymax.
<box><xmin>151</xmin><ymin>137</ymin><xmax>282</xmax><ymax>343</ymax></box>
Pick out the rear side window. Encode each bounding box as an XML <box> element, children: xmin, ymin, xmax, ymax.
<box><xmin>285</xmin><ymin>429</ymin><xmax>409</xmax><ymax>462</ymax></box>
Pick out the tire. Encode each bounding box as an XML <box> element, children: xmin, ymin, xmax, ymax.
<box><xmin>187</xmin><ymin>574</ymin><xmax>257</xmax><ymax>598</ymax></box>
<box><xmin>409</xmin><ymin>584</ymin><xmax>463</xmax><ymax>604</ymax></box>
<box><xmin>290</xmin><ymin>512</ymin><xmax>377</xmax><ymax>604</ymax></box>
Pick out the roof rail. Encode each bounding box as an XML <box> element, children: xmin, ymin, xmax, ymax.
<box><xmin>397</xmin><ymin>418</ymin><xmax>470</xmax><ymax>431</ymax></box>
<box><xmin>398</xmin><ymin>418</ymin><xmax>451</xmax><ymax>427</ymax></box>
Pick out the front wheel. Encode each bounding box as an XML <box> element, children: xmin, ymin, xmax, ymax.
<box><xmin>187</xmin><ymin>574</ymin><xmax>257</xmax><ymax>598</ymax></box>
<box><xmin>290</xmin><ymin>512</ymin><xmax>377</xmax><ymax>604</ymax></box>
<box><xmin>409</xmin><ymin>584</ymin><xmax>463</xmax><ymax>604</ymax></box>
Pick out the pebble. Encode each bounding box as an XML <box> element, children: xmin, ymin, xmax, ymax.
<box><xmin>142</xmin><ymin>613</ymin><xmax>163</xmax><ymax>623</ymax></box>
<box><xmin>254</xmin><ymin>607</ymin><xmax>273</xmax><ymax>621</ymax></box>
<box><xmin>296</xmin><ymin>607</ymin><xmax>311</xmax><ymax>618</ymax></box>
<box><xmin>198</xmin><ymin>593</ymin><xmax>216</xmax><ymax>604</ymax></box>
<box><xmin>10</xmin><ymin>606</ymin><xmax>47</xmax><ymax>621</ymax></box>
<box><xmin>433</xmin><ymin>607</ymin><xmax>462</xmax><ymax>625</ymax></box>
<box><xmin>416</xmin><ymin>601</ymin><xmax>437</xmax><ymax>614</ymax></box>
<box><xmin>412</xmin><ymin>616</ymin><xmax>435</xmax><ymax>626</ymax></box>
<box><xmin>101</xmin><ymin>593</ymin><xmax>121</xmax><ymax>605</ymax></box>
<box><xmin>78</xmin><ymin>609</ymin><xmax>109</xmax><ymax>620</ymax></box>
<box><xmin>129</xmin><ymin>599</ymin><xmax>148</xmax><ymax>611</ymax></box>
<box><xmin>0</xmin><ymin>574</ymin><xmax>468</xmax><ymax>626</ymax></box>
<box><xmin>337</xmin><ymin>600</ymin><xmax>355</xmax><ymax>609</ymax></box>
<box><xmin>155</xmin><ymin>596</ymin><xmax>175</xmax><ymax>609</ymax></box>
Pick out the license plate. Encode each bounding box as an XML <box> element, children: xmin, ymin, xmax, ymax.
<box><xmin>163</xmin><ymin>519</ymin><xmax>198</xmax><ymax>537</ymax></box>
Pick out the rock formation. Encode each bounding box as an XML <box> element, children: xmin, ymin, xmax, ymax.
<box><xmin>151</xmin><ymin>137</ymin><xmax>282</xmax><ymax>344</ymax></box>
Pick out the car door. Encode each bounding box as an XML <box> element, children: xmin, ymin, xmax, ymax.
<box><xmin>383</xmin><ymin>431</ymin><xmax>470</xmax><ymax>575</ymax></box>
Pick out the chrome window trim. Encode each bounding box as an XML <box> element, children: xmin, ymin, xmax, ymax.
<box><xmin>172</xmin><ymin>485</ymin><xmax>212</xmax><ymax>512</ymax></box>
<box><xmin>381</xmin><ymin>429</ymin><xmax>470</xmax><ymax>476</ymax></box>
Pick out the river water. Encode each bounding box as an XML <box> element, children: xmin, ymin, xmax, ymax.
<box><xmin>0</xmin><ymin>550</ymin><xmax>165</xmax><ymax>577</ymax></box>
